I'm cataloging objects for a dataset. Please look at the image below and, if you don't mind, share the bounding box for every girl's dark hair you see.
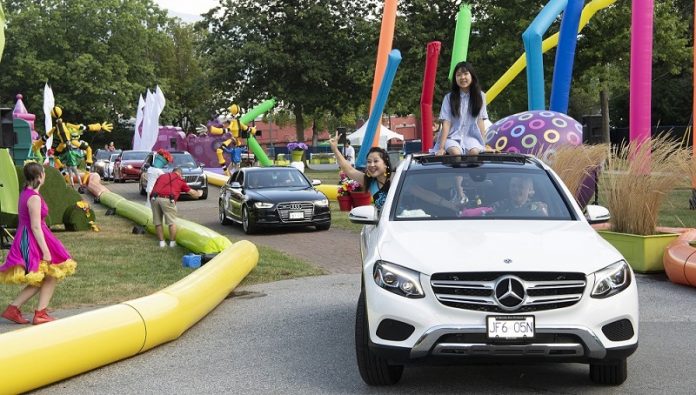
[449,61,483,119]
[23,162,44,189]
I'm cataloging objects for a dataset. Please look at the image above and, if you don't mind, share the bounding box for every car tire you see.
[200,187,208,200]
[589,358,627,385]
[219,202,232,225]
[242,205,257,234]
[355,289,403,386]
[315,222,331,231]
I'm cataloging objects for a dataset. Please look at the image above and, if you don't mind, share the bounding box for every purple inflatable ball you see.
[485,110,583,162]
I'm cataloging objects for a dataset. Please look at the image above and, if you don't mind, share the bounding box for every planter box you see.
[598,230,680,273]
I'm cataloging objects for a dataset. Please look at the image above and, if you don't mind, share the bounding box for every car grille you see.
[277,202,315,222]
[430,272,587,313]
[183,175,200,183]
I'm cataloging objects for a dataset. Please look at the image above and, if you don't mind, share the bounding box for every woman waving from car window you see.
[330,132,393,209]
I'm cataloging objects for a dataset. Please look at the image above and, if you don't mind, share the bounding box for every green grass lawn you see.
[0,204,323,309]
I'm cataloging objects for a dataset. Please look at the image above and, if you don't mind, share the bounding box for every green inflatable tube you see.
[240,98,276,125]
[99,191,231,254]
[247,135,272,167]
[448,4,472,81]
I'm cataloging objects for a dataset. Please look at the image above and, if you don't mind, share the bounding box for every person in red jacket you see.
[150,167,202,247]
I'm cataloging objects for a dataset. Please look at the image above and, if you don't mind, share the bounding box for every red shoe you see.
[1,305,30,324]
[32,308,56,325]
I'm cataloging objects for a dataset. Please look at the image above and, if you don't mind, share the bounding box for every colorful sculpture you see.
[485,110,583,161]
[33,106,113,170]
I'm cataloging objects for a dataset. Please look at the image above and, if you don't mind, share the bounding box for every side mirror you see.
[312,179,321,186]
[230,182,242,189]
[349,205,379,225]
[585,204,610,224]
[199,162,205,168]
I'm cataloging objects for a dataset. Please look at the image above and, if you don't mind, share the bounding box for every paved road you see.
[34,272,696,394]
[12,180,696,393]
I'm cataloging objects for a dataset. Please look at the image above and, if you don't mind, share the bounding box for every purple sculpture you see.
[486,110,583,161]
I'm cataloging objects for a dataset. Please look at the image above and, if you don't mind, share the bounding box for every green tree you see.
[201,0,378,142]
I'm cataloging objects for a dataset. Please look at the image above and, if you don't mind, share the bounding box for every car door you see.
[229,170,245,221]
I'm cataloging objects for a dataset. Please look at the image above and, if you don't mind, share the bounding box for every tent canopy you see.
[347,124,404,148]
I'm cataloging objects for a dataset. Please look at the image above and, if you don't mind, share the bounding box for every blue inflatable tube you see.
[356,49,402,168]
[550,0,583,113]
[522,0,568,111]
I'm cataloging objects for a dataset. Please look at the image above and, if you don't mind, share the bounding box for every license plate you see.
[486,316,535,339]
[289,211,304,220]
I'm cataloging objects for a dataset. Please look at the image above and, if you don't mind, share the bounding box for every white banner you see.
[43,83,55,162]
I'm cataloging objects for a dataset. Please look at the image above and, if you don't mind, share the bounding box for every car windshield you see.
[169,153,198,168]
[122,151,148,161]
[393,168,573,221]
[95,150,111,160]
[246,169,310,189]
[109,154,120,161]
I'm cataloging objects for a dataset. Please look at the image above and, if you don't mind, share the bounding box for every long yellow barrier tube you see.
[205,170,340,201]
[0,240,257,394]
[486,0,616,104]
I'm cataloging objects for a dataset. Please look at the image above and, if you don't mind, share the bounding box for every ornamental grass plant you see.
[542,144,609,206]
[599,134,692,235]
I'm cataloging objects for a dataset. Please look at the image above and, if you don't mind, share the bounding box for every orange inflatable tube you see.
[369,0,397,148]
[663,228,696,287]
[86,173,108,199]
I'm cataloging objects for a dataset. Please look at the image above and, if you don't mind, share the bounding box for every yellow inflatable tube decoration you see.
[0,240,258,394]
[205,171,340,201]
[486,0,616,104]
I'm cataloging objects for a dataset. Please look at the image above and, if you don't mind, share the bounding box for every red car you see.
[113,150,149,183]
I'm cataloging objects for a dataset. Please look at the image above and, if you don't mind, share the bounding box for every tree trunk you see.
[311,120,318,147]
[294,107,305,142]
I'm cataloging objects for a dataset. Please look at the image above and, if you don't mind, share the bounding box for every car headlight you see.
[373,261,424,298]
[126,164,133,169]
[314,199,329,207]
[591,260,632,298]
[254,202,274,209]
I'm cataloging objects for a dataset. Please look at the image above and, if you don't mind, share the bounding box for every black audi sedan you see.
[218,167,331,234]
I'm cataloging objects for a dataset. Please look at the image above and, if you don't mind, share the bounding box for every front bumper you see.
[251,205,331,227]
[364,270,639,364]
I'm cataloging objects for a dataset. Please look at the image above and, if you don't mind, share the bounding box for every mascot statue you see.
[213,104,256,175]
[33,106,113,189]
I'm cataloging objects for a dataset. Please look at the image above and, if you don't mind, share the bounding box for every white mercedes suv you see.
[350,153,638,386]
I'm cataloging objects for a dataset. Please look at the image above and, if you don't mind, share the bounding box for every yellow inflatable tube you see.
[0,240,258,394]
[205,170,340,201]
[486,0,616,104]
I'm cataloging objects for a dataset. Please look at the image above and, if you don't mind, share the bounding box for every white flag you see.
[43,83,55,163]
[140,90,158,152]
[132,94,145,150]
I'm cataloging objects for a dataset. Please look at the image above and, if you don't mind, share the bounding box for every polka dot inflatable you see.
[486,110,583,160]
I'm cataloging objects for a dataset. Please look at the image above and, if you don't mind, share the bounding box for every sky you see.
[153,0,217,17]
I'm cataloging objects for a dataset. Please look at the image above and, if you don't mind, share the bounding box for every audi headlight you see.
[591,260,632,298]
[314,199,329,207]
[373,261,424,298]
[254,202,274,209]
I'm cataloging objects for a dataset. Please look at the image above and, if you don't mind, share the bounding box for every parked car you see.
[139,150,208,199]
[351,153,638,386]
[92,149,121,180]
[113,150,149,183]
[218,166,330,234]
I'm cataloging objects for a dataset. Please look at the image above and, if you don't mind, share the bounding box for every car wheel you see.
[355,289,403,386]
[315,222,331,231]
[139,181,146,196]
[200,187,208,200]
[242,205,257,234]
[219,201,232,225]
[589,358,627,385]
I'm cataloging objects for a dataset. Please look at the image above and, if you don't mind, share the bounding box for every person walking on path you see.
[150,167,202,247]
[0,162,77,325]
